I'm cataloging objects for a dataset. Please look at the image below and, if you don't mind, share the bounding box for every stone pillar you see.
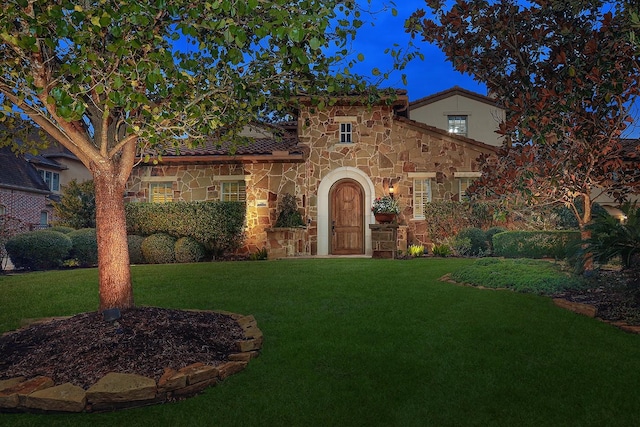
[369,224,398,259]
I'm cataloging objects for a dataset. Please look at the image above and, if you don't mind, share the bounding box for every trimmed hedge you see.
[48,226,75,234]
[68,228,98,267]
[126,201,245,256]
[493,230,581,259]
[5,230,72,270]
[127,235,146,264]
[175,236,207,263]
[141,233,177,264]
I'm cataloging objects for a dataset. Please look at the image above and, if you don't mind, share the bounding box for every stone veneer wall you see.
[125,162,306,254]
[297,103,495,252]
[124,104,495,255]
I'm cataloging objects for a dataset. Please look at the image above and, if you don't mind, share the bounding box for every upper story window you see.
[149,182,173,203]
[339,122,352,143]
[221,181,246,202]
[0,204,5,216]
[38,169,60,192]
[448,115,468,137]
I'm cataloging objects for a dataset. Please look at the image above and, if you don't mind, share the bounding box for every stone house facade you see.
[124,92,498,257]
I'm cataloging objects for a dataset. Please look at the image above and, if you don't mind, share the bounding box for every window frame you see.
[149,182,174,203]
[339,122,352,143]
[447,115,468,137]
[220,180,246,202]
[38,169,60,192]
[412,178,433,220]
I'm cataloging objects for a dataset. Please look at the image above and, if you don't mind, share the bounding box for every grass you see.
[1,258,640,426]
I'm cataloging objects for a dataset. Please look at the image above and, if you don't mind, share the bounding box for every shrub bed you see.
[126,201,245,256]
[5,230,72,270]
[68,228,98,267]
[127,235,146,264]
[493,230,581,259]
[141,233,177,264]
[175,236,207,263]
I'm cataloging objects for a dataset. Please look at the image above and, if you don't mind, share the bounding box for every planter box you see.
[266,227,309,258]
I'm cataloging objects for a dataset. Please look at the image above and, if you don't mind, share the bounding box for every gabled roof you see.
[0,146,51,194]
[409,86,500,111]
[394,116,499,154]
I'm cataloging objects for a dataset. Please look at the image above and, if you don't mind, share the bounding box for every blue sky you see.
[345,1,488,101]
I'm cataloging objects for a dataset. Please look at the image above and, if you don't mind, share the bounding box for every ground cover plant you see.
[450,258,587,294]
[1,259,640,426]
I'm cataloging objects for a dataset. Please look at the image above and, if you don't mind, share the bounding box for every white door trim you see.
[317,167,375,255]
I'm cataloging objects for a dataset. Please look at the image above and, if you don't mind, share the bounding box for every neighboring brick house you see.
[408,86,505,147]
[0,127,92,229]
[0,146,53,229]
[125,91,498,256]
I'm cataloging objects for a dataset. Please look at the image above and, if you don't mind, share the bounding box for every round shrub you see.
[48,226,75,234]
[174,236,207,263]
[456,227,489,256]
[141,233,176,264]
[68,228,98,267]
[127,235,146,264]
[5,230,72,270]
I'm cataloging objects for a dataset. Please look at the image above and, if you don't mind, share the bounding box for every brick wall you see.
[0,188,52,230]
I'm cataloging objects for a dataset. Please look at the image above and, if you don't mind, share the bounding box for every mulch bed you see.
[0,307,245,389]
[552,268,640,326]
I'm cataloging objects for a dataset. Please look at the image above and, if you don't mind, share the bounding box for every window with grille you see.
[221,181,246,202]
[149,182,173,203]
[448,115,468,137]
[339,122,352,143]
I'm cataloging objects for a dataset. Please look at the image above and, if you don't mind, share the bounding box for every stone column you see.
[369,224,398,259]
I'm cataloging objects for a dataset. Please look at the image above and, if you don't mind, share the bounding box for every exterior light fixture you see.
[389,184,395,199]
[102,308,121,322]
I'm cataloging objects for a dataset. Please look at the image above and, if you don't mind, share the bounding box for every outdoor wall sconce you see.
[389,184,395,199]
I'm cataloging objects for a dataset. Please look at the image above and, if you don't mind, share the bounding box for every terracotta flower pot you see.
[374,213,396,224]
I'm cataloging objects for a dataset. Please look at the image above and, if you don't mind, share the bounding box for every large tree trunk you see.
[94,169,134,311]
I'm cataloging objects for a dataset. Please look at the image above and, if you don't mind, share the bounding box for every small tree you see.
[275,193,305,228]
[53,180,96,229]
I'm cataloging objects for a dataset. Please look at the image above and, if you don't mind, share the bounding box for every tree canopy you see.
[407,0,640,230]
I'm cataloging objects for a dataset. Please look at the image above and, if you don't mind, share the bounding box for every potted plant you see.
[371,196,400,223]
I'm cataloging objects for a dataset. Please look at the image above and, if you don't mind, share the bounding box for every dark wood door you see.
[330,180,364,255]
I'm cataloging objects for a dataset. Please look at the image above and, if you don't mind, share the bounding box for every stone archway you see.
[317,167,375,256]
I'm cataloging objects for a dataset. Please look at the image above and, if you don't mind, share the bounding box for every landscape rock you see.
[86,372,156,404]
[24,382,86,412]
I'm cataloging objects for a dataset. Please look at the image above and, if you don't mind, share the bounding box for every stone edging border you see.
[0,310,263,414]
[440,274,640,335]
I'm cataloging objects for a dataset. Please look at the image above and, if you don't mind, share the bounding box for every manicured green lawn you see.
[1,258,639,426]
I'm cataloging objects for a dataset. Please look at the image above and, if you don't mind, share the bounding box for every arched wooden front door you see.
[330,179,364,255]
